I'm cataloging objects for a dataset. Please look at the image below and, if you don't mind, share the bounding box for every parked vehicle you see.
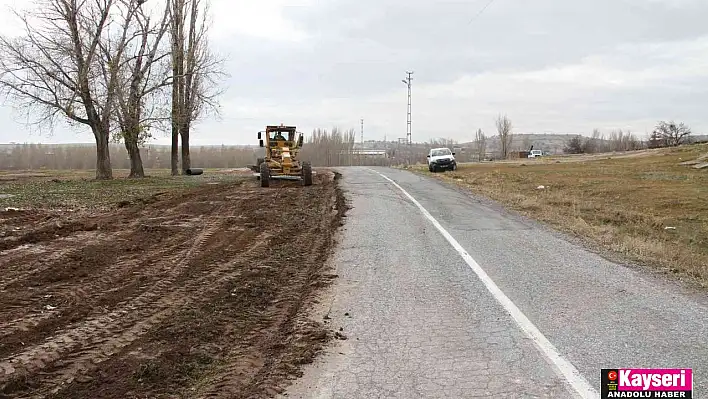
[427,147,457,172]
[527,149,543,158]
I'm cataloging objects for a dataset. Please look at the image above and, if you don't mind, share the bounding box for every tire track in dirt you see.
[30,230,275,397]
[0,220,99,253]
[0,226,188,349]
[0,205,143,290]
[0,239,183,349]
[0,200,239,388]
[0,235,93,290]
[0,174,346,399]
[0,192,236,340]
[192,173,344,399]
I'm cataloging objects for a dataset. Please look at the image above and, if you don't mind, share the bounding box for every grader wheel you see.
[302,162,313,186]
[260,162,270,187]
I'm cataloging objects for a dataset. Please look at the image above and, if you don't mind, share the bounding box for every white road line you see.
[368,168,599,399]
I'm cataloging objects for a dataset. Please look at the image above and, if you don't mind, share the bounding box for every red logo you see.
[608,371,618,381]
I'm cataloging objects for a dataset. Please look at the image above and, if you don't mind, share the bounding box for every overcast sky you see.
[1,0,707,145]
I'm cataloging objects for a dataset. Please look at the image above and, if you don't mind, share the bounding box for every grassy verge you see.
[408,144,708,286]
[0,168,250,210]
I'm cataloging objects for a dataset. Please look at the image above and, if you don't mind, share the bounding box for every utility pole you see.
[361,118,364,146]
[402,71,413,145]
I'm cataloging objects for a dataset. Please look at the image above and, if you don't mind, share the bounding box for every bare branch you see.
[495,114,513,159]
[0,0,124,179]
[653,120,691,147]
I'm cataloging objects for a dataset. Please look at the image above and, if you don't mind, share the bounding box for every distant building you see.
[345,149,388,157]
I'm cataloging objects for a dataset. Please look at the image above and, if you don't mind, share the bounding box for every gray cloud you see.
[1,0,707,145]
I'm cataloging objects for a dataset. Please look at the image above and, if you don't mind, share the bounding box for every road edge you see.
[397,166,708,299]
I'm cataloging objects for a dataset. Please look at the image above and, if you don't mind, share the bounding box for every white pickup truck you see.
[527,150,543,158]
[427,147,457,172]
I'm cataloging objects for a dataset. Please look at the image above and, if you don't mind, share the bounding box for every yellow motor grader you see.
[248,124,313,187]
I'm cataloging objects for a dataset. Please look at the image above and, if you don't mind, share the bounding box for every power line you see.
[468,0,498,24]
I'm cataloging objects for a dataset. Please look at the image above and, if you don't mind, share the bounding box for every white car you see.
[527,150,543,158]
[427,147,457,172]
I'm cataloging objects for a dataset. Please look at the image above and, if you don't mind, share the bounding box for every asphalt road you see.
[283,166,708,399]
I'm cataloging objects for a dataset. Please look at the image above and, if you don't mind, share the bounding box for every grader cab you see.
[248,124,313,187]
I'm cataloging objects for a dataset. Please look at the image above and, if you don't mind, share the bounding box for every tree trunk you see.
[180,123,191,173]
[170,71,180,175]
[170,0,184,176]
[124,135,145,178]
[170,129,179,175]
[170,72,180,175]
[93,127,113,180]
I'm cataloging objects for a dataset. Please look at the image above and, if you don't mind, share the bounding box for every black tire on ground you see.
[260,162,270,187]
[302,161,313,186]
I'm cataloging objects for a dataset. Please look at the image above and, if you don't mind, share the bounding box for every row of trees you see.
[564,129,642,154]
[0,127,399,170]
[468,115,696,159]
[564,121,693,154]
[0,143,257,170]
[0,0,224,179]
[299,127,357,166]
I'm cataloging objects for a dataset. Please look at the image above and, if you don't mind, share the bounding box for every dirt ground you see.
[0,171,347,398]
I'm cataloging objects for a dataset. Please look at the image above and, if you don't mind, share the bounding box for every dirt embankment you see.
[0,171,347,398]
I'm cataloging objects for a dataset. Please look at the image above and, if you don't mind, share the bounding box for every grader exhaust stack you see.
[248,124,313,187]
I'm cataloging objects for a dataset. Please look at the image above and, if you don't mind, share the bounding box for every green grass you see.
[0,168,250,210]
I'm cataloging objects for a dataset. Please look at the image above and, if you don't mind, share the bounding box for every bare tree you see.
[0,0,122,179]
[106,0,172,178]
[169,0,225,175]
[608,129,642,152]
[624,130,642,151]
[564,136,584,154]
[495,114,513,159]
[169,0,184,175]
[474,128,486,161]
[653,121,691,147]
[428,137,457,147]
[582,128,602,153]
[647,129,665,149]
[300,127,356,166]
[520,135,532,151]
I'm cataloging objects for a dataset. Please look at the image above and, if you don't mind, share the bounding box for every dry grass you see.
[410,144,708,286]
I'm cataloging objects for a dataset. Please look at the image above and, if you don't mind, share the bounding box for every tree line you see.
[0,143,258,170]
[0,0,224,179]
[0,127,399,170]
[564,121,694,154]
[468,116,700,159]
